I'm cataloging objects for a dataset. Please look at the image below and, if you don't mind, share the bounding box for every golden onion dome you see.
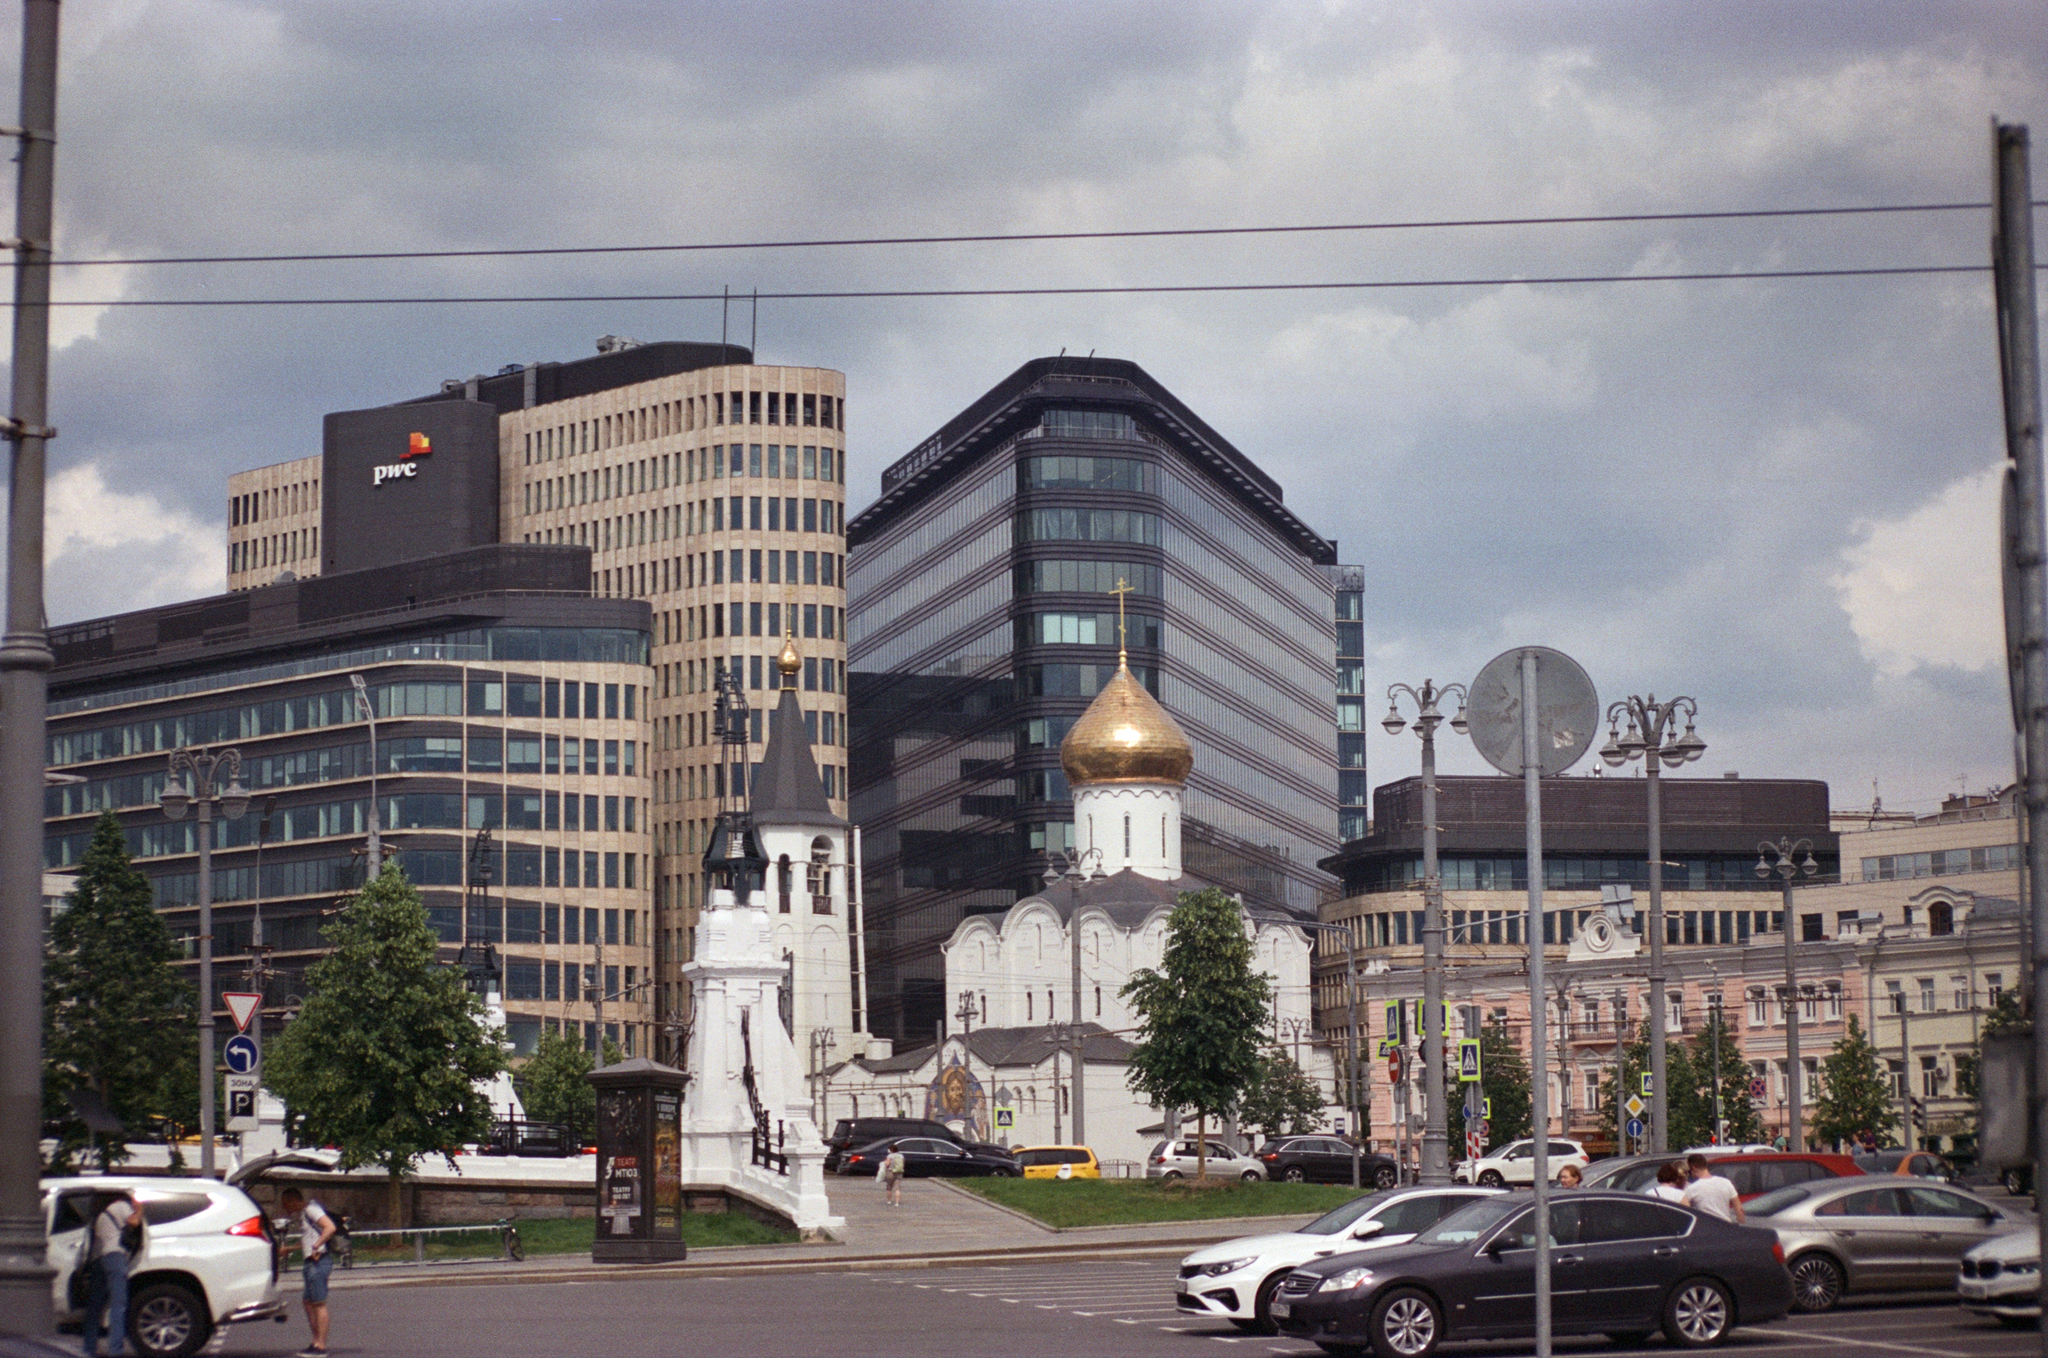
[1059,661,1193,786]
[777,634,803,681]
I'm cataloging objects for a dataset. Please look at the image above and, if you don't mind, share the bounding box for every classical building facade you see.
[847,356,1340,1042]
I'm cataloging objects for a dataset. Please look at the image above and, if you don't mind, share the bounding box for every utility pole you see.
[1613,991,1628,1154]
[1897,991,1915,1151]
[1708,978,1724,1145]
[0,0,61,1330]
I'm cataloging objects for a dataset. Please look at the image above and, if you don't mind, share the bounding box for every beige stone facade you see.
[226,454,321,591]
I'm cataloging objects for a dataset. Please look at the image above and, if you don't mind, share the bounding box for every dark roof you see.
[1026,869,1313,931]
[751,685,846,828]
[853,1022,1136,1075]
[399,340,753,414]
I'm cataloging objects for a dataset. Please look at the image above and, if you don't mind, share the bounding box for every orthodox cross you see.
[1109,577,1134,659]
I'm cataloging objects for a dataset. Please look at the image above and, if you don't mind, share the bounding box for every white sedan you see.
[1174,1185,1500,1333]
[1959,1229,2041,1326]
[1452,1138,1589,1186]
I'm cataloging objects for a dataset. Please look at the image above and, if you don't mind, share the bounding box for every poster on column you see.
[599,1088,646,1237]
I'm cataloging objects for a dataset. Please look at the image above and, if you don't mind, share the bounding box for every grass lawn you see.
[341,1211,795,1264]
[955,1177,1361,1229]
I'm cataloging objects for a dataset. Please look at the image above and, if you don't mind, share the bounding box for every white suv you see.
[1176,1185,1501,1332]
[1145,1138,1266,1181]
[44,1176,286,1358]
[1452,1138,1589,1187]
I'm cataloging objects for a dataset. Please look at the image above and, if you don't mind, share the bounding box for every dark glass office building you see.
[848,357,1340,1040]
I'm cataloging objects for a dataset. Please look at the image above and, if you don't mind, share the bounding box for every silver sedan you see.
[1749,1176,2025,1312]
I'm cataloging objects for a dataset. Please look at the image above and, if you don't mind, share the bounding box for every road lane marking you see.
[1750,1328,1968,1357]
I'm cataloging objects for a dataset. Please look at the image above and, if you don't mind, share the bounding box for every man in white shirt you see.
[281,1187,337,1358]
[1680,1153,1745,1223]
[83,1190,141,1358]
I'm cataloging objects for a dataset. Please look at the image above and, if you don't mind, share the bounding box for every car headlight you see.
[1198,1257,1256,1277]
[1319,1267,1376,1293]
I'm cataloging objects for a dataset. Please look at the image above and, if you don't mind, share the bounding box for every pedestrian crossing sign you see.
[1457,1038,1482,1083]
[994,1108,1014,1129]
[1640,1071,1653,1096]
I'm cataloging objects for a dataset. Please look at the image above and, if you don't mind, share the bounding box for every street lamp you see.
[159,746,250,1178]
[1045,848,1103,1148]
[1707,963,1724,1146]
[348,674,383,878]
[1756,836,1819,1152]
[1303,919,1367,1187]
[1381,679,1469,1186]
[1600,694,1705,1152]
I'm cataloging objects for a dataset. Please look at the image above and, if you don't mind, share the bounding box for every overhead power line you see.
[23,263,2006,308]
[42,201,2028,269]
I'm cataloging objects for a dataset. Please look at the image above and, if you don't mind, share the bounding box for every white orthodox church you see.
[825,647,1332,1168]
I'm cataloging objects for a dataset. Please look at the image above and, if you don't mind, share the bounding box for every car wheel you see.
[128,1281,209,1358]
[1241,1169,1261,1182]
[1368,1286,1442,1358]
[1162,1170,1183,1181]
[1788,1253,1844,1314]
[1230,1318,1262,1332]
[1284,1165,1308,1183]
[1477,1169,1505,1187]
[1252,1272,1287,1334]
[1662,1276,1732,1348]
[1372,1163,1399,1190]
[989,1167,1014,1177]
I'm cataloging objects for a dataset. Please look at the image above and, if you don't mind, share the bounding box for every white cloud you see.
[1832,459,2004,678]
[42,462,221,623]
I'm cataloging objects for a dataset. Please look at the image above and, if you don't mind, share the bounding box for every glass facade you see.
[849,366,1340,1042]
[1331,565,1367,842]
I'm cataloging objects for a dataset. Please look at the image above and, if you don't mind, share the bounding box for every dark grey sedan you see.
[1751,1177,2022,1312]
[1271,1190,1792,1354]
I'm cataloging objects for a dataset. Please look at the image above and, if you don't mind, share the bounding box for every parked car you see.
[824,1117,960,1172]
[1012,1145,1100,1179]
[1855,1149,1961,1183]
[44,1175,286,1358]
[1256,1135,1398,1188]
[1750,1176,2023,1312]
[2002,1163,2035,1196]
[834,1136,1018,1178]
[1146,1138,1266,1181]
[1581,1150,1863,1200]
[1271,1189,1793,1352]
[1175,1185,1500,1333]
[1452,1138,1588,1187]
[1959,1229,2042,1326]
[483,1118,579,1157]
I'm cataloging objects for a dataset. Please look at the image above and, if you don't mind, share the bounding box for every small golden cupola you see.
[777,631,803,687]
[1059,659,1193,786]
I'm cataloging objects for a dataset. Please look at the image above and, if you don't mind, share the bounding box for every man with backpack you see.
[83,1189,143,1358]
[280,1187,338,1358]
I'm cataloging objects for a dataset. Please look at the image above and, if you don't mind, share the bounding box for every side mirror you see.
[1351,1219,1386,1241]
[1483,1237,1506,1258]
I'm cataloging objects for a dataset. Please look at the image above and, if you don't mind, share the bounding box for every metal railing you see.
[289,1219,524,1268]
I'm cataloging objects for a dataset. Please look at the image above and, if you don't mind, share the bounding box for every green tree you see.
[1448,1022,1531,1155]
[1675,1016,1765,1147]
[1239,1044,1327,1139]
[1596,1023,1707,1149]
[515,1026,622,1144]
[42,812,197,1170]
[266,863,505,1224]
[1810,1014,1897,1150]
[1122,888,1272,1178]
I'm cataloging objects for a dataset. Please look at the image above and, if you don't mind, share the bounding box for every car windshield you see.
[1746,1186,1814,1217]
[1583,1159,1663,1192]
[1298,1191,1391,1236]
[1414,1196,1521,1246]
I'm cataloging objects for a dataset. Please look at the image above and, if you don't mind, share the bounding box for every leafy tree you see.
[1810,1014,1897,1150]
[1449,1022,1531,1154]
[515,1026,622,1144]
[1675,1016,1765,1147]
[266,863,505,1224]
[42,813,197,1170]
[1122,888,1272,1178]
[1239,1045,1327,1139]
[1596,1023,1716,1150]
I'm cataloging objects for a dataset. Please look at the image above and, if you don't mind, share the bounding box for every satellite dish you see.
[1465,646,1599,777]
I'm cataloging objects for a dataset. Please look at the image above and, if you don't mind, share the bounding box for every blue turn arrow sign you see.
[223,1034,259,1075]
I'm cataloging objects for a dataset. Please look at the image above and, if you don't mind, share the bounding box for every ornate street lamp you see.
[160,746,250,1178]
[1599,694,1704,1153]
[1381,679,1469,1185]
[1044,848,1103,1147]
[1757,836,1819,1152]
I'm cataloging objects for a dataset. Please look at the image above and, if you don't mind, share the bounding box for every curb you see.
[925,1179,1312,1237]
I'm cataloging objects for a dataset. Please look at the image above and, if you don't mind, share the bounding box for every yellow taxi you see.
[1012,1145,1100,1179]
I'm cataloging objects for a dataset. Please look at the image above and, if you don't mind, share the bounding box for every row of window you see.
[1018,454,1155,494]
[656,703,840,755]
[1015,558,1161,598]
[684,494,842,536]
[1017,610,1162,649]
[1351,854,1790,895]
[682,548,843,591]
[148,843,651,907]
[677,602,845,657]
[230,527,316,578]
[520,393,843,468]
[1332,905,1790,953]
[1015,508,1161,547]
[662,758,843,804]
[687,441,842,481]
[1039,409,1138,442]
[229,477,318,527]
[1860,843,2020,881]
[1018,662,1158,699]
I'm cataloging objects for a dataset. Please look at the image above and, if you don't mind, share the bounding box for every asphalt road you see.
[205,1257,2042,1358]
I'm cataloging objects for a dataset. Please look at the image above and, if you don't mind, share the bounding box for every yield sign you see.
[223,992,262,1033]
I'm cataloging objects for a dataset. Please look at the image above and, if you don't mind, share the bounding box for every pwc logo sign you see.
[373,432,432,486]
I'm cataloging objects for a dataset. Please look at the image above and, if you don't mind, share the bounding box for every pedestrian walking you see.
[1555,1164,1581,1188]
[281,1187,337,1357]
[83,1189,142,1358]
[1679,1153,1745,1223]
[881,1143,907,1207]
[1648,1161,1687,1202]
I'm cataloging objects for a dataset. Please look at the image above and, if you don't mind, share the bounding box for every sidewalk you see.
[327,1177,1316,1290]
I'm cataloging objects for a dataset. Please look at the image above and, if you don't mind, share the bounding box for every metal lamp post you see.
[1304,919,1366,1187]
[1756,836,1818,1152]
[349,673,383,878]
[1045,848,1103,1148]
[159,747,250,1178]
[1381,679,1469,1186]
[1707,966,1725,1146]
[1599,695,1705,1153]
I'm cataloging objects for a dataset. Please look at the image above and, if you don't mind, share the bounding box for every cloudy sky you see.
[6,0,2045,815]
